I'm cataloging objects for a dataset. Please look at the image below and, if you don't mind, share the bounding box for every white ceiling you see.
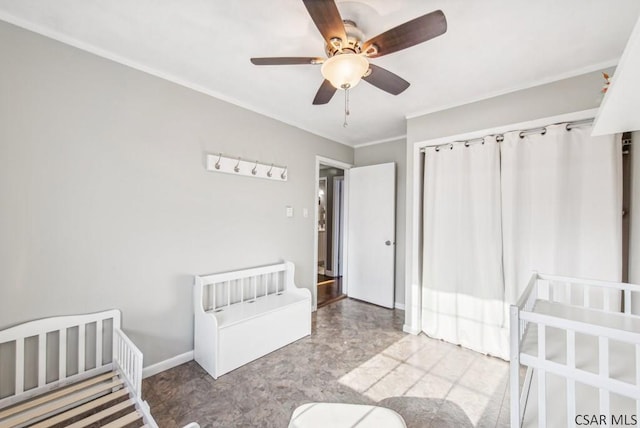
[1,1,639,146]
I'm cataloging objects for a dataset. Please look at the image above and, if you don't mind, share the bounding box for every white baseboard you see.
[142,350,194,379]
[394,302,405,310]
[403,324,421,335]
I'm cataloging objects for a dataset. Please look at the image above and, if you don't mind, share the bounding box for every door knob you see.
[385,240,392,246]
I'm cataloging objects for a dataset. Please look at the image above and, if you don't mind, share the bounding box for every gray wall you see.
[407,68,614,143]
[630,131,640,285]
[403,68,614,331]
[0,21,353,366]
[354,138,406,307]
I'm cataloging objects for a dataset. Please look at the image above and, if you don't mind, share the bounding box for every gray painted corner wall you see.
[407,68,614,143]
[0,21,353,366]
[354,138,406,306]
[403,68,616,332]
[630,131,640,285]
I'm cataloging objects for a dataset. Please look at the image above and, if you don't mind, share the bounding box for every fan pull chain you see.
[343,87,350,127]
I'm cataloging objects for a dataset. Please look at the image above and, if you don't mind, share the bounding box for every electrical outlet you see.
[286,206,294,217]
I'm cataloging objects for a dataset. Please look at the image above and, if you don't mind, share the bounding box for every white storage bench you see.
[194,261,311,379]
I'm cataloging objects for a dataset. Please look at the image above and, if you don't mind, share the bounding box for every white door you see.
[347,162,395,308]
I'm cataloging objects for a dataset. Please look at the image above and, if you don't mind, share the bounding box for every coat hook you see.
[267,164,274,178]
[251,161,258,176]
[215,153,222,170]
[280,167,287,180]
[234,157,241,173]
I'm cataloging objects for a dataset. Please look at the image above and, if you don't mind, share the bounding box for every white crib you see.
[194,261,311,379]
[510,273,640,427]
[0,310,198,427]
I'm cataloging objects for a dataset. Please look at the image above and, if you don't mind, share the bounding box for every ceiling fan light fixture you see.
[321,54,369,90]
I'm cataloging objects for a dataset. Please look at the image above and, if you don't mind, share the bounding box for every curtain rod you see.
[419,118,595,153]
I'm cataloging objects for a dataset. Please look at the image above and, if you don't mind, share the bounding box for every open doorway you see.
[317,163,347,308]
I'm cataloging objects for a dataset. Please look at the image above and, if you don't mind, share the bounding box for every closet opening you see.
[316,163,347,308]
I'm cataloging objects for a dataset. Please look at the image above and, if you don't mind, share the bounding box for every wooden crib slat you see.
[16,338,24,394]
[64,396,134,428]
[78,324,86,373]
[128,343,132,381]
[226,281,231,307]
[538,280,549,301]
[566,329,576,427]
[267,273,272,296]
[252,276,257,300]
[130,348,135,386]
[126,346,131,381]
[509,306,521,428]
[636,344,640,418]
[30,388,129,428]
[0,372,116,420]
[538,324,546,428]
[599,336,610,416]
[210,283,218,311]
[59,328,67,380]
[584,285,590,308]
[120,339,126,377]
[604,290,611,311]
[625,289,631,314]
[123,344,128,380]
[101,409,141,428]
[96,321,103,368]
[38,333,47,387]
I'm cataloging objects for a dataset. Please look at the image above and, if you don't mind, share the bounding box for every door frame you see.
[330,175,345,278]
[313,156,352,311]
[317,176,328,275]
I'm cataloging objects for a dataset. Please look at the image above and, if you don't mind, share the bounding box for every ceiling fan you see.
[250,0,447,106]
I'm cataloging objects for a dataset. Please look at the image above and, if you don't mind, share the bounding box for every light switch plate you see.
[303,208,309,218]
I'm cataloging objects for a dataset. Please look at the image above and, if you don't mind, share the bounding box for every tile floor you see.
[143,298,510,427]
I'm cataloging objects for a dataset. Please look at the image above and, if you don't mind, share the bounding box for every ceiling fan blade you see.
[363,10,447,58]
[313,79,337,105]
[251,57,324,65]
[302,0,347,46]
[362,64,410,95]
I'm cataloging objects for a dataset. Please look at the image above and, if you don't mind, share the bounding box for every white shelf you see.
[593,15,640,136]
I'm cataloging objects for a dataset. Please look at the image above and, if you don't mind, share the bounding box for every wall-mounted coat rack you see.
[205,153,288,182]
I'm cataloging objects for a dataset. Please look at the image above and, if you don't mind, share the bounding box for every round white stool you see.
[288,403,407,428]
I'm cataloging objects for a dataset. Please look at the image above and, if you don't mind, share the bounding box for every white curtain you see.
[501,124,623,307]
[421,124,622,359]
[422,137,509,359]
